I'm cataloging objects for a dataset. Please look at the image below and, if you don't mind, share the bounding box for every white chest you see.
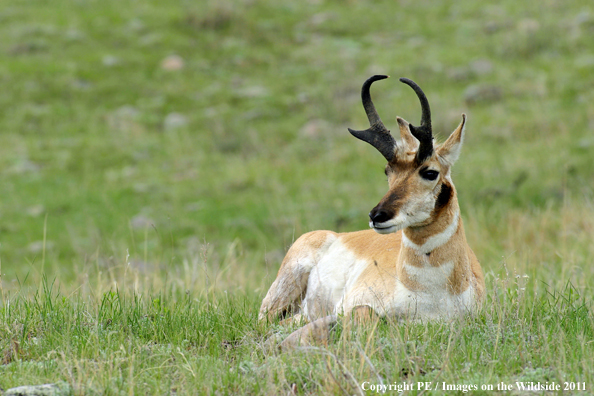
[390,261,475,319]
[300,241,475,321]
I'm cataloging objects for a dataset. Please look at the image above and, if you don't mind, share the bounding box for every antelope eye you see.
[421,169,439,181]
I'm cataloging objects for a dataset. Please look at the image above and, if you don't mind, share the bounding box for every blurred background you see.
[0,0,593,295]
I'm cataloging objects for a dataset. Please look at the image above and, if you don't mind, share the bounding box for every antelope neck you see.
[402,209,460,255]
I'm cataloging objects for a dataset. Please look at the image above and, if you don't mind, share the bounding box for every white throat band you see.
[402,211,460,254]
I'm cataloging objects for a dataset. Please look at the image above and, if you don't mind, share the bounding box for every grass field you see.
[1,0,593,394]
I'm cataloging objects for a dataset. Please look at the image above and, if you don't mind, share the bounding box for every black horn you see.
[348,75,396,162]
[399,78,433,163]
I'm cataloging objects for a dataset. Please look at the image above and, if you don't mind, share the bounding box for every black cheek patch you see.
[435,183,452,210]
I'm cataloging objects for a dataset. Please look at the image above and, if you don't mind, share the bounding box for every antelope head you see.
[348,75,466,234]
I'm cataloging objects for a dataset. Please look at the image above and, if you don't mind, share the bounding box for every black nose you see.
[369,208,392,224]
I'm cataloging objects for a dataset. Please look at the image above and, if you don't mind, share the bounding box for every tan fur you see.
[259,230,336,321]
[259,98,485,349]
[469,248,486,300]
[403,192,458,245]
[278,314,337,350]
[350,305,378,323]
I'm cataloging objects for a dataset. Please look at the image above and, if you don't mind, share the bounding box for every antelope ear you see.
[437,114,466,166]
[396,117,420,152]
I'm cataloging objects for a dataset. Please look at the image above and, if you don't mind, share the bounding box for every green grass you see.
[1,0,594,394]
[1,275,592,394]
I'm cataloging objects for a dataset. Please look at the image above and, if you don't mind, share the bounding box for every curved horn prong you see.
[399,77,433,163]
[348,75,396,162]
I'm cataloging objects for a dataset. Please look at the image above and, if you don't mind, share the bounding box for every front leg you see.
[279,314,338,350]
[278,306,379,350]
[350,305,378,324]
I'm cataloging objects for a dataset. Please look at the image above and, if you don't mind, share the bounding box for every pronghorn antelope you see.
[259,75,485,349]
